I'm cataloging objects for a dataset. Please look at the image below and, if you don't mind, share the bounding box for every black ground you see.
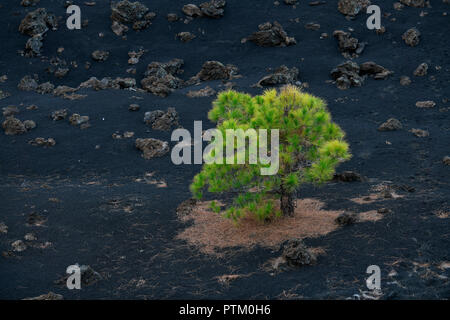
[0,0,449,299]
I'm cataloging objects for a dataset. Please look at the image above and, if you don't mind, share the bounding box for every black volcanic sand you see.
[0,1,449,299]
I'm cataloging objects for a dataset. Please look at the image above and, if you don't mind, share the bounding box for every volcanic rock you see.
[177,32,196,42]
[333,30,366,58]
[330,61,363,89]
[2,117,27,135]
[182,4,202,17]
[19,8,57,36]
[443,156,450,166]
[256,65,299,87]
[69,113,89,126]
[282,239,317,266]
[359,61,393,79]
[141,59,185,96]
[400,76,411,86]
[2,106,19,117]
[335,212,358,225]
[135,138,170,159]
[409,128,429,137]
[195,60,238,81]
[186,86,216,97]
[378,118,402,131]
[29,137,56,147]
[18,75,39,91]
[199,0,226,18]
[36,81,55,94]
[245,21,296,47]
[12,240,27,252]
[25,34,43,57]
[91,50,109,62]
[337,0,371,16]
[144,107,179,131]
[400,0,425,7]
[23,292,63,300]
[416,100,435,108]
[402,28,420,46]
[413,63,428,76]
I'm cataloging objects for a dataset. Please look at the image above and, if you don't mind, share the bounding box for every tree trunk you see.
[280,191,295,216]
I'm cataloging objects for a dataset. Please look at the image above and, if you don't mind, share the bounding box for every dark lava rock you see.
[177,31,196,42]
[182,4,203,17]
[359,61,393,79]
[186,86,216,97]
[2,106,19,117]
[378,118,402,131]
[91,50,109,62]
[256,65,299,87]
[416,100,435,108]
[0,222,8,234]
[18,8,57,36]
[413,63,428,76]
[69,113,89,126]
[199,0,226,18]
[2,117,28,135]
[129,103,140,111]
[333,171,363,182]
[333,30,366,58]
[144,107,179,131]
[79,77,136,90]
[28,137,56,147]
[400,0,425,7]
[23,120,36,131]
[176,198,198,217]
[282,239,317,266]
[400,76,411,86]
[18,75,39,91]
[337,0,371,16]
[167,13,179,22]
[402,28,421,47]
[335,212,358,225]
[443,156,450,166]
[330,61,363,89]
[246,21,296,47]
[0,90,10,100]
[23,292,63,300]
[195,60,238,81]
[135,138,170,159]
[21,0,40,6]
[36,81,55,94]
[111,0,149,23]
[141,59,185,97]
[25,34,43,57]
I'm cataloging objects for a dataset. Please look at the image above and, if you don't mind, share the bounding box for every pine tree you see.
[190,85,351,221]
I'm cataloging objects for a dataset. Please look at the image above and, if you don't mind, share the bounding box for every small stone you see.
[0,222,8,234]
[416,100,435,108]
[28,137,56,147]
[400,76,411,86]
[413,63,428,76]
[335,212,358,225]
[12,240,27,252]
[135,138,170,159]
[338,0,371,16]
[129,104,140,111]
[51,109,68,121]
[23,120,36,130]
[409,128,429,137]
[177,31,196,42]
[402,28,420,46]
[69,113,89,126]
[91,50,109,62]
[167,13,178,22]
[186,86,216,98]
[24,233,37,241]
[282,239,317,266]
[2,117,27,135]
[378,118,402,131]
[2,106,19,117]
[443,156,450,166]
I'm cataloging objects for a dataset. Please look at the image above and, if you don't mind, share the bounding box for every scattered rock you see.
[129,103,140,111]
[333,171,363,182]
[135,138,170,159]
[51,109,68,121]
[36,81,55,94]
[413,63,428,76]
[12,240,27,252]
[128,49,145,64]
[144,107,179,131]
[167,13,179,21]
[378,118,402,131]
[330,61,363,89]
[111,0,155,32]
[21,0,40,6]
[2,117,27,135]
[410,128,429,137]
[141,59,185,97]
[25,34,43,57]
[443,156,450,166]
[186,86,216,97]
[400,76,411,86]
[23,292,63,300]
[359,61,393,79]
[69,113,90,127]
[29,137,56,147]
[338,0,371,16]
[18,75,39,91]
[416,100,435,108]
[402,28,420,46]
[333,30,366,58]
[335,212,358,225]
[195,60,238,81]
[177,31,196,42]
[0,90,11,100]
[199,0,226,18]
[27,212,46,226]
[91,50,109,62]
[2,106,20,117]
[23,120,36,131]
[245,21,296,47]
[24,233,37,241]
[19,8,57,36]
[282,239,317,266]
[256,65,299,87]
[182,4,202,17]
[0,222,7,234]
[400,0,425,7]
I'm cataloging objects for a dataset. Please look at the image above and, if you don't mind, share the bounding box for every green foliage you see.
[191,85,351,222]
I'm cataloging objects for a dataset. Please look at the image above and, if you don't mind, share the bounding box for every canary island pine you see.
[190,85,351,221]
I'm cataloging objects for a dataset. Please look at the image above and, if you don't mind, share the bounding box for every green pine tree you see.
[190,85,351,221]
